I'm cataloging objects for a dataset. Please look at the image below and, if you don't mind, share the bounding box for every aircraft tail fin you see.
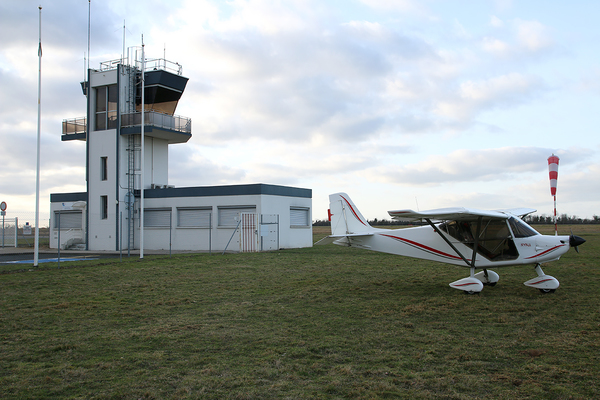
[328,193,374,236]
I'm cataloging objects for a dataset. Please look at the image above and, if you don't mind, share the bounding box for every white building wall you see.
[260,195,312,249]
[145,137,169,188]
[87,69,119,251]
[130,193,312,252]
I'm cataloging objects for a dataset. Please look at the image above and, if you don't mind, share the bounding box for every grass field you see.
[1,225,598,399]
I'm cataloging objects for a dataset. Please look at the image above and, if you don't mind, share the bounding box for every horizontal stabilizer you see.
[315,233,374,246]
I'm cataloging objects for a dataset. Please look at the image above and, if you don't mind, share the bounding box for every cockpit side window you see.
[508,217,538,238]
[439,218,519,261]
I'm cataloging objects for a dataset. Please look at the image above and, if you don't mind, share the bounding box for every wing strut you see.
[470,217,482,269]
[424,216,483,269]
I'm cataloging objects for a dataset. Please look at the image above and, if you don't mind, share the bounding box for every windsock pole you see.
[548,154,559,236]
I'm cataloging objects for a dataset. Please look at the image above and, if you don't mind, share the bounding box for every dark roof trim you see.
[50,192,88,202]
[61,132,87,141]
[139,183,312,199]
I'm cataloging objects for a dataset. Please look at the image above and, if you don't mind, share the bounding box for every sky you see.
[1,0,599,226]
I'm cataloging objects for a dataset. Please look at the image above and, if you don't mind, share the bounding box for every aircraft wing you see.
[494,208,537,218]
[388,207,509,222]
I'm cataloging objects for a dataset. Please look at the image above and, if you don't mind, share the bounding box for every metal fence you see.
[1,212,50,248]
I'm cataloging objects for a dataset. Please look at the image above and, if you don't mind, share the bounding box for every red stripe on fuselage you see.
[380,234,464,261]
[525,245,565,260]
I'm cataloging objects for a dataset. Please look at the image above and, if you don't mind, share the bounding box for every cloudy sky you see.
[1,0,599,225]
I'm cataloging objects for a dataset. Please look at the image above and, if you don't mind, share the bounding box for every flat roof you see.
[51,184,311,203]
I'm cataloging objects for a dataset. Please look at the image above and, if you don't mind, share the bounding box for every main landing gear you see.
[450,264,560,294]
[523,264,559,293]
[449,268,499,294]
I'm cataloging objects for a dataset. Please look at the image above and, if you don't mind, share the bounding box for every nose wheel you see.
[523,264,559,293]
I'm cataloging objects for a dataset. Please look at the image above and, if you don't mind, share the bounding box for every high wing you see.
[495,208,537,218]
[388,207,509,221]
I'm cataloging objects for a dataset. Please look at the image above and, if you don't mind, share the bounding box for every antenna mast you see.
[87,0,91,72]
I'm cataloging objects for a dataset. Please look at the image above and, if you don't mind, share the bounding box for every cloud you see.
[514,18,554,52]
[1,0,598,222]
[435,73,544,122]
[368,147,593,186]
[481,18,555,58]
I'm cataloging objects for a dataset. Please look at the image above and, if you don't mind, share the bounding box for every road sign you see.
[0,201,6,211]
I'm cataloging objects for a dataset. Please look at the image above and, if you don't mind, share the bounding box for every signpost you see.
[1,201,6,247]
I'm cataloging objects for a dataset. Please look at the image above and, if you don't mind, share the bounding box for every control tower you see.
[60,49,191,251]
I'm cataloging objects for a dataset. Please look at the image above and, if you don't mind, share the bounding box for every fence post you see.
[57,211,61,269]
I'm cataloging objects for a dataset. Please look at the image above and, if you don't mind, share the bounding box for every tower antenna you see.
[87,0,91,72]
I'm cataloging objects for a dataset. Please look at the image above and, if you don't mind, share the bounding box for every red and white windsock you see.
[547,154,559,235]
[548,154,559,196]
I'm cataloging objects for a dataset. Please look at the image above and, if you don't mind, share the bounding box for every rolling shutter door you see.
[144,209,171,227]
[177,208,211,228]
[290,207,309,227]
[54,211,83,229]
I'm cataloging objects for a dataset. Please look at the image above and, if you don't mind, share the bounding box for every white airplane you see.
[316,193,585,294]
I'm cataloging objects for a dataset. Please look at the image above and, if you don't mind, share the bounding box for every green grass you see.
[1,226,599,399]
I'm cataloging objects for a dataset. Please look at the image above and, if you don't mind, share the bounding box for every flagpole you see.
[34,6,42,267]
[140,36,145,259]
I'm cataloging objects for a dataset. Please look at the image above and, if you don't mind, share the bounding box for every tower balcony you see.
[120,111,192,144]
[62,111,192,144]
[62,117,87,141]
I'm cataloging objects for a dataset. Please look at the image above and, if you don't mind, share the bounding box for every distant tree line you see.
[524,214,600,225]
[314,214,600,226]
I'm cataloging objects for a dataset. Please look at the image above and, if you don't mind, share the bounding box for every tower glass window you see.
[100,195,108,220]
[100,157,108,181]
[95,85,118,131]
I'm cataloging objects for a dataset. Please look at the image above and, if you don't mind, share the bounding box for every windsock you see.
[548,154,559,196]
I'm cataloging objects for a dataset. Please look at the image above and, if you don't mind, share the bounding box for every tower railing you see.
[121,111,191,134]
[62,117,87,136]
[99,56,183,76]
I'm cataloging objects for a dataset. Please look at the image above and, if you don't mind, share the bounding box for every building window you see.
[100,196,108,220]
[177,207,212,228]
[100,157,108,181]
[290,207,310,227]
[218,206,256,227]
[94,85,118,131]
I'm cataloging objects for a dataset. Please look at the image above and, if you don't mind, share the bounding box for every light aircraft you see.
[316,193,585,294]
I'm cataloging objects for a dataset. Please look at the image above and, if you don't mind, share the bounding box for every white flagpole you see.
[34,6,42,267]
[140,36,145,259]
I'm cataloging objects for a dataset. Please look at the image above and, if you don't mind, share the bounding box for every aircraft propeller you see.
[569,230,586,253]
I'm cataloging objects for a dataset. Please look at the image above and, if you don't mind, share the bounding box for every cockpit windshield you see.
[507,217,538,238]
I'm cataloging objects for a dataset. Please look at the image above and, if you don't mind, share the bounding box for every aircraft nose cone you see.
[570,235,586,248]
